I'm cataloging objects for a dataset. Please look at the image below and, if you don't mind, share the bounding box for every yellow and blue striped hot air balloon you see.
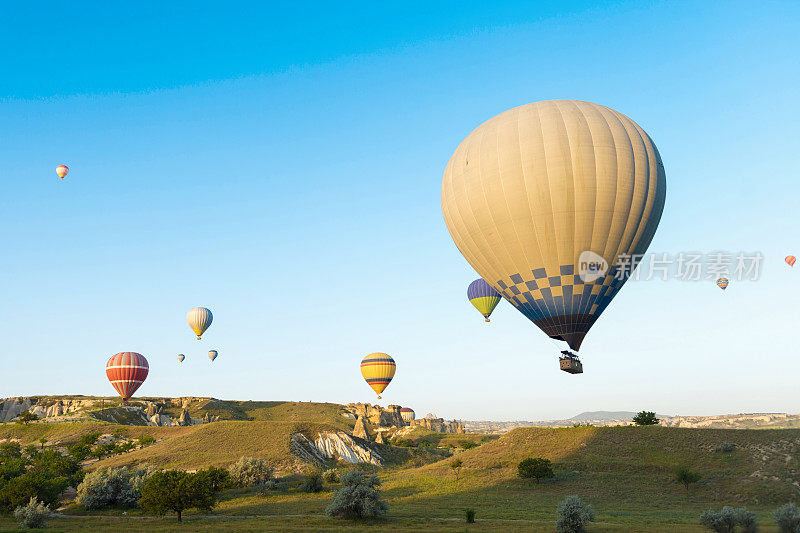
[716,278,729,291]
[468,278,502,322]
[360,353,396,399]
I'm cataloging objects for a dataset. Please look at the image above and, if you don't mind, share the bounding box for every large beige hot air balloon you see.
[187,307,213,340]
[442,100,666,369]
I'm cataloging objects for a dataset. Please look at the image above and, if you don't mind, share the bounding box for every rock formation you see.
[290,432,383,466]
[410,417,464,434]
[353,415,370,440]
[344,403,405,428]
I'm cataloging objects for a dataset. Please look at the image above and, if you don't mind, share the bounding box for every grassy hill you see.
[2,404,800,531]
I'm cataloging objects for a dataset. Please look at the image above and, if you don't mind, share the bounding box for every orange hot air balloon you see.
[105,352,149,402]
[786,256,796,267]
[56,165,69,180]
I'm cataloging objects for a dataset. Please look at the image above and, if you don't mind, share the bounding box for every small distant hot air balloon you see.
[786,256,796,267]
[468,278,502,322]
[208,350,218,362]
[56,165,69,180]
[716,278,729,291]
[360,353,396,399]
[187,307,213,339]
[400,407,415,423]
[177,354,185,363]
[105,352,149,402]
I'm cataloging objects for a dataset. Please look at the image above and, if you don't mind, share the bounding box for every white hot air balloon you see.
[442,100,666,372]
[187,307,213,339]
[208,350,218,362]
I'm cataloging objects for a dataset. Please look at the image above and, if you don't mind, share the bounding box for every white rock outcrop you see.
[291,432,382,466]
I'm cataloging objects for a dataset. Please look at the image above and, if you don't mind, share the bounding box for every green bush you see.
[450,458,463,480]
[16,412,39,425]
[79,433,101,447]
[459,440,478,450]
[227,457,274,487]
[518,457,554,483]
[676,467,702,490]
[198,467,231,493]
[465,508,475,523]
[0,470,68,512]
[632,411,659,425]
[75,466,153,509]
[325,471,388,520]
[137,435,156,447]
[301,471,324,493]
[715,442,736,453]
[322,469,340,483]
[257,479,289,493]
[13,497,51,529]
[774,503,800,533]
[139,470,219,522]
[556,495,595,533]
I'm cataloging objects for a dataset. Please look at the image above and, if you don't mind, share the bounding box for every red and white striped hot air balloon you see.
[105,352,149,402]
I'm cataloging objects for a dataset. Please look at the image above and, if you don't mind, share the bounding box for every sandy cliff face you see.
[291,432,382,466]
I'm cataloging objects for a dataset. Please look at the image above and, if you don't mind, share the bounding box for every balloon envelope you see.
[106,352,149,401]
[468,278,502,321]
[187,307,213,339]
[786,256,796,267]
[442,100,666,351]
[400,407,415,422]
[208,350,218,362]
[177,354,185,363]
[56,165,69,179]
[360,353,396,398]
[716,278,729,290]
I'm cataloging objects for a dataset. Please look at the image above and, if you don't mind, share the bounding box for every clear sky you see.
[2,1,799,421]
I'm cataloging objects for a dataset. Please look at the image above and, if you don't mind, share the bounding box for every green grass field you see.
[1,403,799,531]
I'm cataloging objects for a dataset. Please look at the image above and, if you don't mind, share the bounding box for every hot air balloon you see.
[468,278,502,322]
[56,165,69,180]
[360,353,395,399]
[208,350,218,362]
[786,256,796,267]
[105,352,149,402]
[187,307,213,339]
[400,407,415,423]
[177,354,185,363]
[442,100,666,373]
[716,278,729,291]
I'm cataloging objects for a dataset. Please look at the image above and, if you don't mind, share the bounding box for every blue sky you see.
[2,1,799,420]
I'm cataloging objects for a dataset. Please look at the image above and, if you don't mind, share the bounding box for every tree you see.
[556,495,595,533]
[138,470,218,522]
[675,467,701,491]
[518,458,554,484]
[633,411,659,426]
[38,439,47,450]
[0,470,68,512]
[450,458,463,480]
[325,471,388,520]
[16,412,39,425]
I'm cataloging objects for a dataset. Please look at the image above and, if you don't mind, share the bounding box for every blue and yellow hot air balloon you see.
[716,278,729,291]
[468,278,502,322]
[360,353,396,399]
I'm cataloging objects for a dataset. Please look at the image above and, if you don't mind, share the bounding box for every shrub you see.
[0,442,23,460]
[16,412,39,425]
[700,506,758,533]
[228,457,274,487]
[13,497,51,529]
[774,503,800,533]
[715,442,736,453]
[257,479,288,493]
[139,470,219,522]
[451,458,463,480]
[676,467,702,490]
[556,495,595,533]
[0,470,68,512]
[66,443,91,462]
[322,469,340,483]
[460,440,478,450]
[632,411,659,425]
[75,466,153,509]
[301,471,324,493]
[326,471,388,520]
[198,467,231,493]
[465,508,476,523]
[518,457,554,483]
[79,433,101,447]
[137,435,156,447]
